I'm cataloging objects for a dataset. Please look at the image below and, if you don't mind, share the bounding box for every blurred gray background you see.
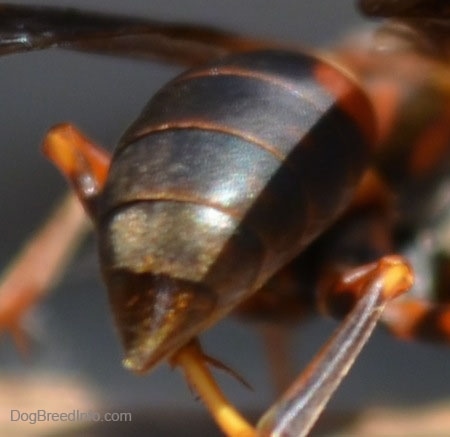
[1,1,450,436]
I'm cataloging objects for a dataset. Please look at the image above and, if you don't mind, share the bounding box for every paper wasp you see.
[0,0,449,435]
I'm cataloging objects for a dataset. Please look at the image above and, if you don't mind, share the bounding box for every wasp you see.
[0,1,449,435]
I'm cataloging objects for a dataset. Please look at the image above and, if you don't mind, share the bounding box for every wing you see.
[359,0,450,18]
[0,3,274,66]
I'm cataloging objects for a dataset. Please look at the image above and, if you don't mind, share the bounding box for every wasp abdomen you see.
[98,50,374,371]
[103,50,373,282]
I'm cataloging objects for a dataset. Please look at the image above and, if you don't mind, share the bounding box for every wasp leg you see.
[381,300,450,342]
[0,193,87,354]
[42,123,111,216]
[171,340,256,437]
[260,325,296,395]
[172,257,412,437]
[0,4,274,65]
[256,255,413,437]
[381,251,450,342]
[0,124,111,355]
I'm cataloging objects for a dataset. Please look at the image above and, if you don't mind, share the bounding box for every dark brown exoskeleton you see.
[0,1,448,436]
[241,0,450,337]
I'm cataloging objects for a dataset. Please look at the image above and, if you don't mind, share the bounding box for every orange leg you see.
[260,325,296,395]
[0,193,87,353]
[382,300,450,342]
[0,124,111,353]
[314,255,450,341]
[172,341,256,437]
[380,251,450,342]
[42,123,111,213]
[316,256,413,318]
[171,256,413,437]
